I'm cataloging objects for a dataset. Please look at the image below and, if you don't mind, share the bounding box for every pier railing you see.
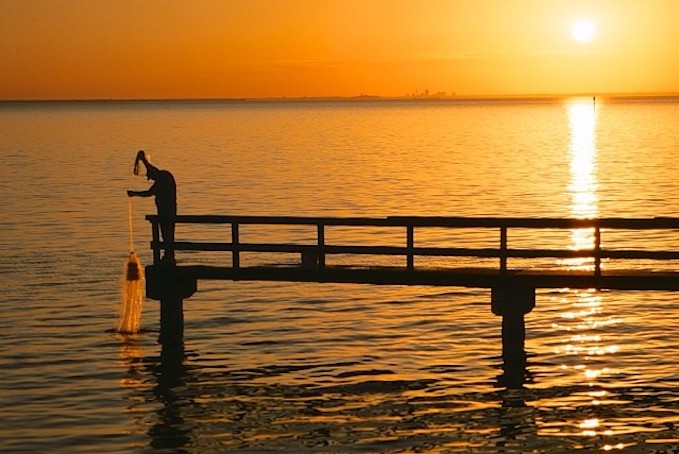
[147,215,679,276]
[145,215,679,344]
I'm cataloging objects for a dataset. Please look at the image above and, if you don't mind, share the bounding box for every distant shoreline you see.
[2,92,678,104]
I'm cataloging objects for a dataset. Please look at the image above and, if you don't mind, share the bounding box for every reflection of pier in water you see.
[144,213,679,391]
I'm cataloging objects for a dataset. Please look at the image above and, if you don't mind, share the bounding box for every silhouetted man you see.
[128,150,177,262]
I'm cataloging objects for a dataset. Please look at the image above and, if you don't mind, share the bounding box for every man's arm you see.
[134,150,151,176]
[127,189,153,197]
[128,180,158,198]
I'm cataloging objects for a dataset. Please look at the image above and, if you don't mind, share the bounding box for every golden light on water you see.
[547,101,624,443]
[117,339,145,390]
[568,100,598,213]
[554,289,621,382]
[579,417,600,429]
[563,98,599,269]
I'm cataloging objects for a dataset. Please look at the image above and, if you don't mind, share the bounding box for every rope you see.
[128,172,137,253]
[128,197,135,253]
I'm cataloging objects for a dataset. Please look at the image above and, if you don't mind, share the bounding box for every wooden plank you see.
[601,250,679,260]
[148,214,679,229]
[169,241,679,261]
[165,264,679,291]
[149,214,396,226]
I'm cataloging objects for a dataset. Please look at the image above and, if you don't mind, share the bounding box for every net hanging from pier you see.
[117,194,144,333]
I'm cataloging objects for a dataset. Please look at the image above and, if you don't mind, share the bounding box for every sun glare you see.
[572,19,596,43]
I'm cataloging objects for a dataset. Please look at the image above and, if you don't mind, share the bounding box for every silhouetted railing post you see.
[500,226,508,274]
[317,223,325,269]
[407,225,415,271]
[231,221,240,270]
[594,224,602,277]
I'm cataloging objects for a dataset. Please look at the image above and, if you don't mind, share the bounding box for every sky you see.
[1,0,678,100]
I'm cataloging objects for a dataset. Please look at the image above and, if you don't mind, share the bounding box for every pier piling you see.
[491,282,535,385]
[146,264,197,345]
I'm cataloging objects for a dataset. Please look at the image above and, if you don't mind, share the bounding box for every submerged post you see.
[160,295,184,345]
[491,281,535,387]
[146,264,197,345]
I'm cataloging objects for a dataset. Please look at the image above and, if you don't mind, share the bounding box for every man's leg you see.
[160,220,176,262]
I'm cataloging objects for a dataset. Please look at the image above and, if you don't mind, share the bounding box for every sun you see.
[571,19,596,43]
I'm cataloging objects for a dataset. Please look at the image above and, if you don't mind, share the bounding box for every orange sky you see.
[1,0,677,100]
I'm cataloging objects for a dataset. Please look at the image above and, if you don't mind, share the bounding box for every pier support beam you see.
[146,264,197,346]
[491,282,535,388]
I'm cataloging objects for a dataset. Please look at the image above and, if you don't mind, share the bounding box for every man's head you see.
[146,164,161,180]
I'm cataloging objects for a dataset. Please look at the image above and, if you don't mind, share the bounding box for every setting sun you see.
[572,19,597,43]
[1,1,677,99]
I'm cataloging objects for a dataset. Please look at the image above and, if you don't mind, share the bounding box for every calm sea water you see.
[2,97,679,453]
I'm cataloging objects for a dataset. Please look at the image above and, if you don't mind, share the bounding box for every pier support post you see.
[491,281,535,388]
[146,264,197,346]
[159,295,184,346]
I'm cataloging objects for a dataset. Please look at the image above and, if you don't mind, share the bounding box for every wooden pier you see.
[144,215,679,371]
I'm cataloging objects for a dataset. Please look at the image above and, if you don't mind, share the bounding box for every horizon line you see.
[1,91,678,104]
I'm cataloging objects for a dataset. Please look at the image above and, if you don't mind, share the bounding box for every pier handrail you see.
[146,215,679,276]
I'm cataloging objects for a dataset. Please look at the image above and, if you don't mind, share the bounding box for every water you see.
[2,97,679,452]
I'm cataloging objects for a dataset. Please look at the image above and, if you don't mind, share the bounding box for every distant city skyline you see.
[2,0,678,100]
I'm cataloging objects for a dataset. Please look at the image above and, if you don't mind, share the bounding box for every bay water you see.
[1,97,679,452]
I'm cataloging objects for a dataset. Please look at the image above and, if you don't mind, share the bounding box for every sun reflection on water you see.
[544,100,629,446]
[568,101,598,217]
[552,289,622,381]
[563,98,599,270]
